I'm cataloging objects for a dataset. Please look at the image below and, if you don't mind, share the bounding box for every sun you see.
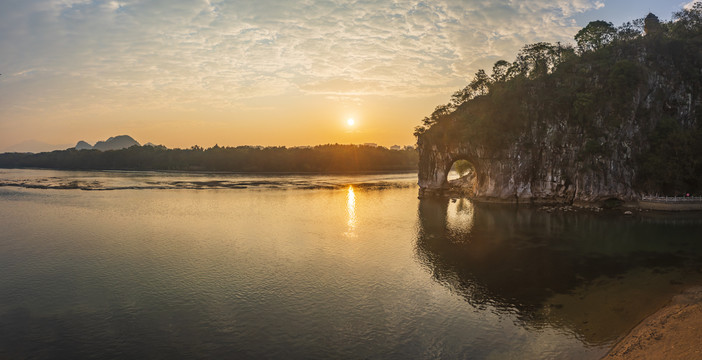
[347,118,355,126]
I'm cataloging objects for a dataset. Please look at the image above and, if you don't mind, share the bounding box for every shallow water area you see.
[0,168,416,191]
[1,169,702,359]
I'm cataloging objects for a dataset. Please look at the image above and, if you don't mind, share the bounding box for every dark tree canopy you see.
[0,144,418,173]
[672,3,702,37]
[491,60,511,82]
[514,42,572,78]
[575,20,616,52]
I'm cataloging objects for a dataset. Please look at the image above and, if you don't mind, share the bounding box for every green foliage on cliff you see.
[0,144,418,173]
[417,4,702,195]
[452,160,473,177]
[638,117,702,193]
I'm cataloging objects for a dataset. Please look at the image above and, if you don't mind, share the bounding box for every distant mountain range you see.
[75,135,140,151]
[2,135,144,153]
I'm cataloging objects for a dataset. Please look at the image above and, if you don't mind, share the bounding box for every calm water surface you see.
[2,169,702,359]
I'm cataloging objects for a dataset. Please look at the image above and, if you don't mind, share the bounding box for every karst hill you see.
[417,8,702,204]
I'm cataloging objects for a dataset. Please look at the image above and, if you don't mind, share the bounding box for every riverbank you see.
[436,191,702,213]
[639,197,702,211]
[603,286,702,359]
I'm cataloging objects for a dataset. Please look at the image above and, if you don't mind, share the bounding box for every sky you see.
[0,0,693,150]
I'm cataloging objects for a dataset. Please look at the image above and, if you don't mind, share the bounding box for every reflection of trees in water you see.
[415,198,702,345]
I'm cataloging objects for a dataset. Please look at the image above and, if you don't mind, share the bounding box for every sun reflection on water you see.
[346,185,357,237]
[446,198,474,240]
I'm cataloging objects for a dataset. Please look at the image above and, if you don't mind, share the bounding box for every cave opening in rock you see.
[446,159,477,197]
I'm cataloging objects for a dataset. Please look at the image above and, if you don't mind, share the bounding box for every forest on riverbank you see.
[0,144,418,173]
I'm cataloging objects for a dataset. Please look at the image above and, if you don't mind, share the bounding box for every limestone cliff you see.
[417,13,702,204]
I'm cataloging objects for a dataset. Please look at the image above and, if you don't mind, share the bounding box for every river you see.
[1,169,702,359]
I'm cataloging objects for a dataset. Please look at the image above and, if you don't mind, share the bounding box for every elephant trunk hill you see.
[417,10,702,204]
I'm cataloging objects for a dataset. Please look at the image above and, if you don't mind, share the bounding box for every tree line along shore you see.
[0,144,418,173]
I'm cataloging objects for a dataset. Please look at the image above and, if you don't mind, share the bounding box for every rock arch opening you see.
[446,159,478,197]
[416,136,487,198]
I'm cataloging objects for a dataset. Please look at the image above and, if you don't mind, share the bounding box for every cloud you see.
[684,1,700,10]
[0,0,604,116]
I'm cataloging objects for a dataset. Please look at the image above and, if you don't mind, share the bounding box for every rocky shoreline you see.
[434,189,702,213]
[602,286,702,360]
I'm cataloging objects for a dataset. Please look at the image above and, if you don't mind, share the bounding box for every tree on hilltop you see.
[575,20,616,52]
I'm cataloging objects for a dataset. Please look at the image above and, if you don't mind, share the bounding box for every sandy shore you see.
[602,286,702,359]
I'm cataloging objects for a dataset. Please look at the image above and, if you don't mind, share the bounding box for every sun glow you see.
[347,118,355,126]
[346,185,357,237]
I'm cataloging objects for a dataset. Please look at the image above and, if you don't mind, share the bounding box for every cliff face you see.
[418,37,702,204]
[418,133,637,203]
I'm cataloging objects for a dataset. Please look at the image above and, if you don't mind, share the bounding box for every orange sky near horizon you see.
[3,92,447,149]
[0,0,686,151]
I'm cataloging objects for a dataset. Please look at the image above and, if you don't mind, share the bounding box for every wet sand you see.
[603,286,702,359]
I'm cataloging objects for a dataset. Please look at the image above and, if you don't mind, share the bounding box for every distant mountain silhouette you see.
[75,141,93,150]
[75,135,140,151]
[94,135,140,150]
[2,140,72,153]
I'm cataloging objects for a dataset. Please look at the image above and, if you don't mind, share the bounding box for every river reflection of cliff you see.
[415,198,702,345]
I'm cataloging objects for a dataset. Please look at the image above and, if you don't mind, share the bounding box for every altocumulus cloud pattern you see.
[0,0,604,112]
